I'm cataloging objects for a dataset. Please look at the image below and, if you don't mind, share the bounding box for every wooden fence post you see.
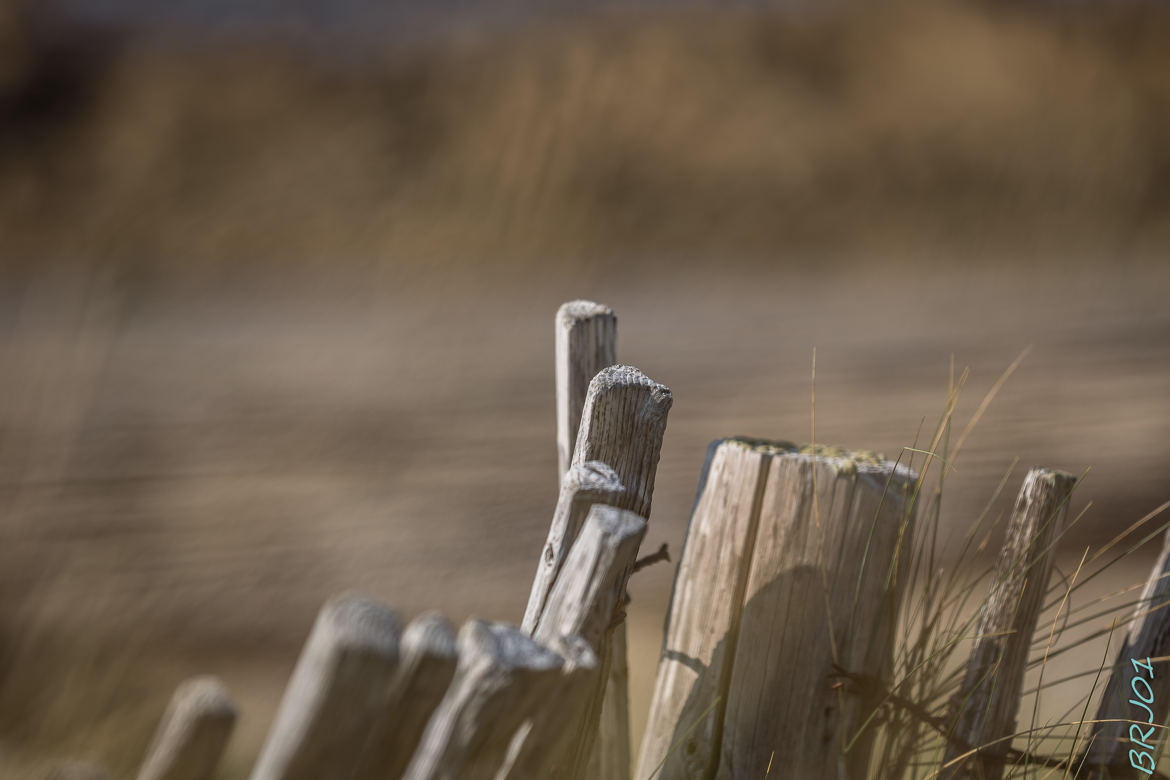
[525,361,672,780]
[635,439,778,780]
[942,467,1076,780]
[250,595,402,780]
[535,505,649,779]
[556,300,617,483]
[1082,526,1170,779]
[637,440,918,780]
[136,676,237,780]
[497,634,601,779]
[402,621,577,780]
[523,460,626,632]
[352,612,458,780]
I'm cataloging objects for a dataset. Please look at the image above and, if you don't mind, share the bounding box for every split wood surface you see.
[638,439,919,780]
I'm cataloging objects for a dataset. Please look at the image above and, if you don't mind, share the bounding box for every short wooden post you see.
[496,634,602,779]
[537,505,648,779]
[136,676,237,780]
[556,300,617,482]
[635,439,778,780]
[637,440,918,780]
[402,621,574,780]
[250,595,402,780]
[1082,526,1170,779]
[942,468,1076,780]
[353,612,458,780]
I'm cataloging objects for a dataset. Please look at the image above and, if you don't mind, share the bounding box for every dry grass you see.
[1,0,1169,271]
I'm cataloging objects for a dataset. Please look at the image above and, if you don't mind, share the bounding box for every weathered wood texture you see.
[250,595,402,780]
[353,612,458,780]
[534,505,648,651]
[587,635,632,780]
[1082,527,1170,779]
[523,460,626,633]
[556,300,617,482]
[637,440,918,780]
[136,676,237,780]
[526,362,672,780]
[524,365,672,632]
[942,468,1076,780]
[635,439,775,780]
[534,505,648,779]
[716,445,918,780]
[495,634,601,779]
[402,621,576,780]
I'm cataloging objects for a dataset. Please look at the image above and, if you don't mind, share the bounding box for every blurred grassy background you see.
[0,0,1168,776]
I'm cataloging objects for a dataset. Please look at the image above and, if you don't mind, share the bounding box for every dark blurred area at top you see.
[1,0,1168,276]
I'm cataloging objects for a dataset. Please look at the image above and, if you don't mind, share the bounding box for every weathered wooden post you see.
[402,621,583,780]
[524,358,672,780]
[250,595,402,780]
[636,438,778,780]
[502,504,648,778]
[136,676,237,780]
[941,468,1076,780]
[637,439,918,780]
[556,300,617,482]
[1082,526,1170,779]
[352,612,459,780]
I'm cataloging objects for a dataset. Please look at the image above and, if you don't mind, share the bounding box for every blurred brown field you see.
[0,0,1169,776]
[1,0,1170,268]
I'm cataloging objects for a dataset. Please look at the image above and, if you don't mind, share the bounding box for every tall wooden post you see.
[526,352,672,780]
[556,300,617,483]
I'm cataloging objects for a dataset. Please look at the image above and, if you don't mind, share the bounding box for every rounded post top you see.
[556,300,614,324]
[318,593,402,655]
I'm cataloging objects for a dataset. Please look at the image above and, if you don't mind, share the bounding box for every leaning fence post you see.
[136,676,237,780]
[250,595,402,780]
[525,362,672,780]
[352,612,458,780]
[556,300,617,482]
[531,505,649,779]
[942,468,1076,780]
[1082,526,1170,779]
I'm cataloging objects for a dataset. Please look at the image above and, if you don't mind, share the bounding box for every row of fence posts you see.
[43,299,1170,780]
